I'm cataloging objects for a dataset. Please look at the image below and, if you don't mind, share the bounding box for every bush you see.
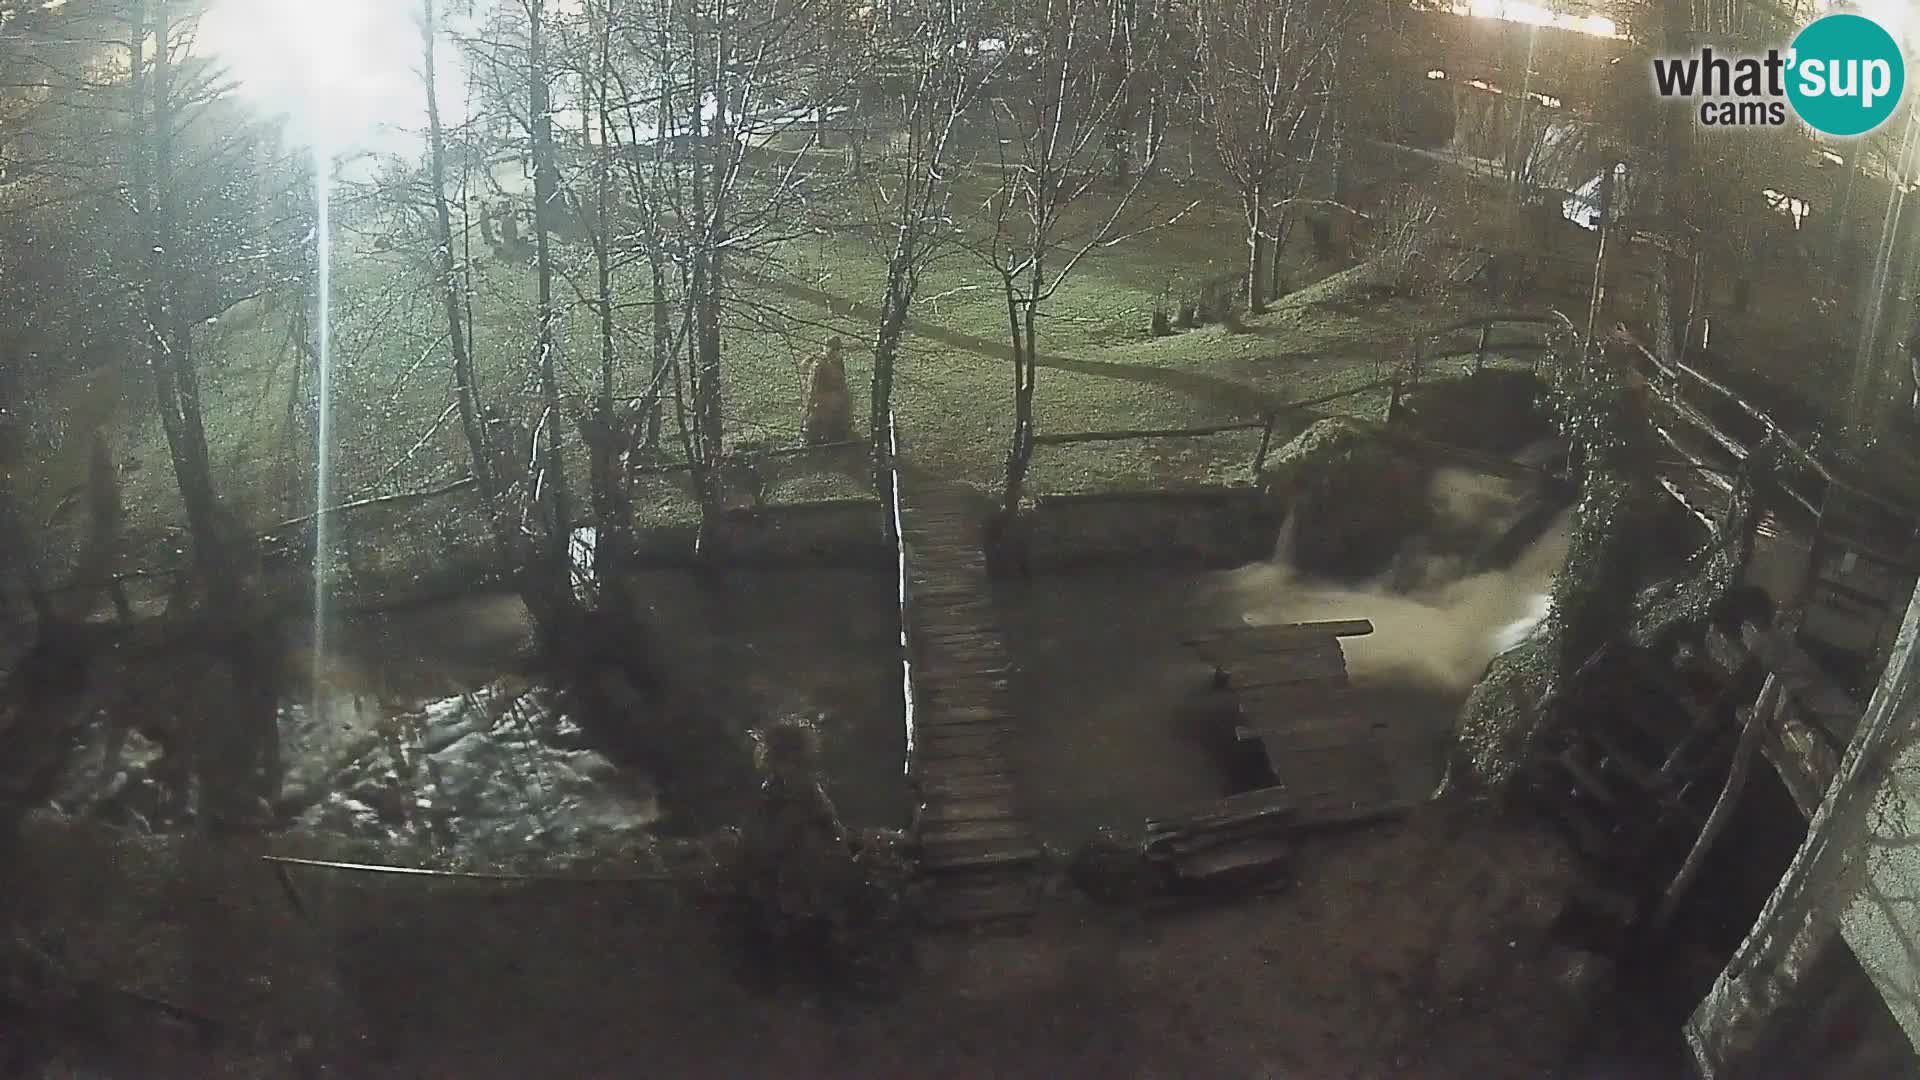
[705,717,910,996]
[1360,184,1445,296]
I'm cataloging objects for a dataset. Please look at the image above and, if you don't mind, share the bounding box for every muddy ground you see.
[7,799,1674,1079]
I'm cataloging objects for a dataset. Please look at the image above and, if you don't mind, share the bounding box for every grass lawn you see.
[24,165,1540,587]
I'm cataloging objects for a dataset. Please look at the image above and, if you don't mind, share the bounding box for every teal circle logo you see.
[1787,14,1905,137]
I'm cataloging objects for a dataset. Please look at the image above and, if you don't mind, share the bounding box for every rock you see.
[1262,418,1433,580]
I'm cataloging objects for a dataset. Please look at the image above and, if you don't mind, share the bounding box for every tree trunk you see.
[871,253,911,495]
[1270,210,1292,302]
[647,249,669,452]
[1584,164,1616,352]
[684,11,724,536]
[422,0,500,548]
[1002,290,1039,517]
[846,88,866,178]
[1650,10,1692,367]
[528,0,576,619]
[699,17,730,456]
[1656,673,1780,930]
[645,23,673,456]
[1246,191,1268,315]
[589,3,626,560]
[132,0,223,581]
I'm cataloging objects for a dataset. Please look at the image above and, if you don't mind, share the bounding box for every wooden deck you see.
[1181,619,1413,828]
[897,486,1040,927]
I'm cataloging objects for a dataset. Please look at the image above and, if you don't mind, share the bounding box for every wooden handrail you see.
[1608,328,1920,522]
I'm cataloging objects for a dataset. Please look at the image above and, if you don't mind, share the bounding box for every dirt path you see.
[747,272,1294,418]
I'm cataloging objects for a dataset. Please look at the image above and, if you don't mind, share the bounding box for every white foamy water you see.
[1225,466,1570,695]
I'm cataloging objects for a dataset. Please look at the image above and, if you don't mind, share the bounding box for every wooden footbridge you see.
[884,419,1042,927]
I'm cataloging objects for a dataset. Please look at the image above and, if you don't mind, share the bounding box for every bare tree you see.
[974,0,1165,518]
[603,0,850,547]
[1193,0,1340,315]
[862,0,1001,491]
[581,0,632,561]
[419,0,506,555]
[129,0,226,580]
[521,0,579,616]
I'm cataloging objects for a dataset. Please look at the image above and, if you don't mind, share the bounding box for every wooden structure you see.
[1178,619,1413,828]
[1527,640,1724,873]
[1142,787,1297,893]
[1706,622,1862,817]
[1795,484,1920,690]
[1612,329,1920,691]
[890,444,1040,927]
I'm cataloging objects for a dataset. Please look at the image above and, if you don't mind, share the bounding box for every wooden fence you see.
[1024,311,1578,473]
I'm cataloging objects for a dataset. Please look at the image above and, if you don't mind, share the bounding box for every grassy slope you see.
[45,169,1523,577]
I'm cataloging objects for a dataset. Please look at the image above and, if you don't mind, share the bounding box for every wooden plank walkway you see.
[897,486,1040,927]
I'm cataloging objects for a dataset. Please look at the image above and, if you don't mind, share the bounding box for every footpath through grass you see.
[48,174,1516,585]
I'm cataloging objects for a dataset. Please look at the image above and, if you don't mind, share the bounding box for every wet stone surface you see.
[55,681,662,862]
[292,684,663,855]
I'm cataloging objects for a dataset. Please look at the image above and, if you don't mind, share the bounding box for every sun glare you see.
[196,0,453,153]
[1450,0,1621,38]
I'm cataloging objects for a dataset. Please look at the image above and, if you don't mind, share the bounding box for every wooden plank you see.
[921,845,1044,868]
[1181,619,1374,647]
[919,773,1018,800]
[1246,730,1396,759]
[1292,798,1415,829]
[917,678,1012,699]
[920,816,1031,843]
[918,704,1003,723]
[1208,645,1350,686]
[1170,837,1293,886]
[919,797,1021,824]
[1235,698,1379,733]
[1233,684,1364,720]
[1145,787,1298,836]
[915,715,1010,736]
[1741,625,1862,730]
[1162,785,1297,819]
[1183,633,1364,670]
[915,755,1017,779]
[919,663,1015,681]
[915,733,1007,759]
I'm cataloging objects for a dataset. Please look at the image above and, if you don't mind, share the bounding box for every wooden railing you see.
[881,409,918,767]
[1606,328,1920,526]
[1026,311,1580,478]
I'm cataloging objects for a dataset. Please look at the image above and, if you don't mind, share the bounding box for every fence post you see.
[1475,322,1491,374]
[1251,411,1277,474]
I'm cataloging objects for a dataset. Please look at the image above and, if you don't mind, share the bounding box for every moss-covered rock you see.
[1448,637,1553,797]
[1260,417,1432,580]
